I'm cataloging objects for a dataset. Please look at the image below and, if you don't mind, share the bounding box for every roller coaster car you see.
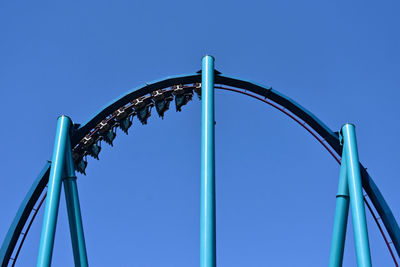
[172,84,193,112]
[113,107,134,134]
[151,89,173,119]
[194,83,201,99]
[118,116,133,134]
[98,120,111,134]
[81,134,94,147]
[114,107,130,121]
[132,96,153,125]
[75,157,87,175]
[86,143,101,160]
[102,128,116,146]
[96,119,116,146]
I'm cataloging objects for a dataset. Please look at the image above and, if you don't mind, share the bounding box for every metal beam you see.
[3,73,399,266]
[37,116,72,267]
[342,124,372,267]
[329,149,350,267]
[0,163,50,267]
[200,55,216,267]
[63,138,88,267]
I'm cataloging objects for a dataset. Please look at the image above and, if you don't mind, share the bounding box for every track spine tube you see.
[2,73,399,266]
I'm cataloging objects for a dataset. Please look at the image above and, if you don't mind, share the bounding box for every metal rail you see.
[216,85,399,266]
[1,73,399,266]
[11,192,47,267]
[364,196,399,266]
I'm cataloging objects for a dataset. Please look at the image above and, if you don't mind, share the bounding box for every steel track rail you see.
[1,73,399,266]
[216,85,399,266]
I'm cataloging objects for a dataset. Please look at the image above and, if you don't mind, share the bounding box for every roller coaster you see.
[1,56,399,266]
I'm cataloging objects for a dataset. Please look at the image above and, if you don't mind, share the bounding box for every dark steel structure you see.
[1,56,399,266]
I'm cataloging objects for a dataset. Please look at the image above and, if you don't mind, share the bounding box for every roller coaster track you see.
[1,72,399,266]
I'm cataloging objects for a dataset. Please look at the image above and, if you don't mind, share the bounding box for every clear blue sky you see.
[1,1,399,266]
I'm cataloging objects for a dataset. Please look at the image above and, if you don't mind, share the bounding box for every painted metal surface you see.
[200,56,216,267]
[63,138,88,267]
[342,124,372,267]
[0,163,50,267]
[329,150,350,267]
[2,72,400,265]
[73,73,202,144]
[360,168,400,257]
[37,116,72,267]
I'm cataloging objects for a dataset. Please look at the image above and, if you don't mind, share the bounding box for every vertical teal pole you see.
[342,124,372,267]
[63,138,89,267]
[37,116,72,267]
[329,149,349,267]
[200,55,216,267]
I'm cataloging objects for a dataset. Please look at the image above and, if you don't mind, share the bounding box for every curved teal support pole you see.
[63,139,89,267]
[329,149,349,267]
[37,116,72,267]
[342,124,372,267]
[200,55,216,267]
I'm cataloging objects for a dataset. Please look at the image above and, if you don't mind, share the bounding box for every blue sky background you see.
[1,1,399,266]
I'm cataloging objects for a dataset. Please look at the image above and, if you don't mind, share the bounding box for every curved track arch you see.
[1,72,399,266]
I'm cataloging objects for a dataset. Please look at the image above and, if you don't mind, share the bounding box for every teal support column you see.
[342,124,372,267]
[329,149,350,267]
[37,116,72,267]
[63,138,89,267]
[200,55,216,267]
